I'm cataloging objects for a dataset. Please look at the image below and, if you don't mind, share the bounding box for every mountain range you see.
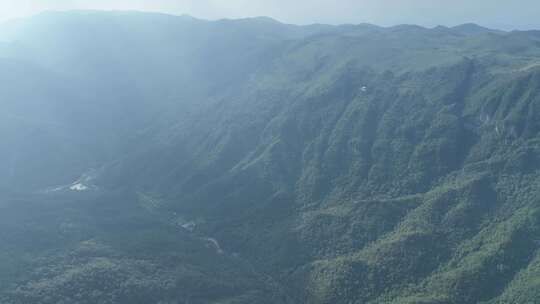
[1,11,540,304]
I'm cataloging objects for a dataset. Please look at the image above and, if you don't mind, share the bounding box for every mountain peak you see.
[218,15,283,25]
[452,23,502,35]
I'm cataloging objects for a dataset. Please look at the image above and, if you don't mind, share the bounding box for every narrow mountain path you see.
[201,237,224,254]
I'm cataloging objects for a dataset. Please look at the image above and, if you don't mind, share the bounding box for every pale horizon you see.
[0,0,538,31]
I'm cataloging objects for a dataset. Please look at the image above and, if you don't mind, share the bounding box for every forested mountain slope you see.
[2,11,540,303]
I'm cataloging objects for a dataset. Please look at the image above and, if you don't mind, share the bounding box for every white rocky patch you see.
[42,168,99,193]
[70,183,89,191]
[180,222,196,232]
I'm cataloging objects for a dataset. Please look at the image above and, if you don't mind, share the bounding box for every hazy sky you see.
[0,0,539,30]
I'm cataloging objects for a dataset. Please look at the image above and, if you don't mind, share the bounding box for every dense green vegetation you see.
[2,11,540,303]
